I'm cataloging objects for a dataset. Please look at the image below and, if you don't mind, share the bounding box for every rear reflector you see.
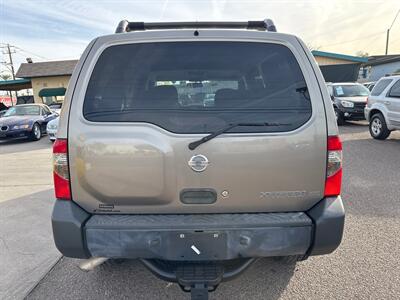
[53,139,71,200]
[324,136,342,197]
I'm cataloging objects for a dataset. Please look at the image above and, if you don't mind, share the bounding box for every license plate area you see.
[171,231,227,260]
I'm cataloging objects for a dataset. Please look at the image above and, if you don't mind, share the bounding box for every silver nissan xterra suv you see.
[52,19,345,299]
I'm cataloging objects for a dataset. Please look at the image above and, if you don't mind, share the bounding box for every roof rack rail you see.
[115,19,277,34]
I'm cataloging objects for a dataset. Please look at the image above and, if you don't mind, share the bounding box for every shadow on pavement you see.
[215,258,296,299]
[27,257,296,300]
[0,137,52,154]
[338,121,369,134]
[341,137,400,218]
[0,189,60,300]
[343,121,368,126]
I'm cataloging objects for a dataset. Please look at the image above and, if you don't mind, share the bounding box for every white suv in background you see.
[365,75,400,139]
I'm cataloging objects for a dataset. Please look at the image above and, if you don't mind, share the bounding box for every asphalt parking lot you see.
[1,122,400,300]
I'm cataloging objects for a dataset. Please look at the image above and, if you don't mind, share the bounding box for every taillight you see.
[324,136,342,197]
[53,139,71,200]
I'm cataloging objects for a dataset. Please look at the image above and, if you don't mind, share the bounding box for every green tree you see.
[307,44,321,51]
[0,73,12,81]
[356,51,369,57]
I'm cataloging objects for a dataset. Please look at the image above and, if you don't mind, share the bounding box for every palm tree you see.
[0,73,12,81]
[0,72,14,106]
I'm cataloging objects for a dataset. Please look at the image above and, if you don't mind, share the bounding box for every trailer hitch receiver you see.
[177,262,224,300]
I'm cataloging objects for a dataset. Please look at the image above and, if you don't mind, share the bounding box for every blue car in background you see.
[0,104,58,141]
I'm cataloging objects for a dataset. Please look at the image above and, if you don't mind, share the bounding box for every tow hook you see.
[78,257,108,271]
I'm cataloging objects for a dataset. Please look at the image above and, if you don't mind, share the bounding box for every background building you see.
[16,60,78,104]
[360,55,400,82]
[312,50,368,82]
[0,79,31,106]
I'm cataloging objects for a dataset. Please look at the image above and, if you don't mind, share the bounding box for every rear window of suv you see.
[83,42,312,134]
[388,79,400,98]
[371,79,392,96]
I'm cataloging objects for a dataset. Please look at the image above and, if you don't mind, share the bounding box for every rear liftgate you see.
[114,18,279,300]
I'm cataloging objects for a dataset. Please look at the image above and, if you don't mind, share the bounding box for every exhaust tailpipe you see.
[78,257,108,271]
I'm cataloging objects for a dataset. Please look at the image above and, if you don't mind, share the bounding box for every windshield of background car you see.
[83,42,312,134]
[3,105,40,117]
[333,84,369,97]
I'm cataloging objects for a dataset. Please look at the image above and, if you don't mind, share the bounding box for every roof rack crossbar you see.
[115,19,277,33]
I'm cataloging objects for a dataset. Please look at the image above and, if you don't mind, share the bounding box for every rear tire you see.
[369,113,390,140]
[335,108,345,126]
[30,123,42,141]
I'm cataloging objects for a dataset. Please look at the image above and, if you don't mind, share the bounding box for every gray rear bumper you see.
[51,197,344,259]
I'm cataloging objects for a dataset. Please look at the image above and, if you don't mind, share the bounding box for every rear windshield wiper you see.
[188,122,291,150]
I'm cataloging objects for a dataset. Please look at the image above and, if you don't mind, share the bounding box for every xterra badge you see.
[188,154,209,172]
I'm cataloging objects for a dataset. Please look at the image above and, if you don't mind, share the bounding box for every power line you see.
[386,8,400,55]
[389,9,400,30]
[317,31,385,49]
[0,43,49,60]
[14,46,49,60]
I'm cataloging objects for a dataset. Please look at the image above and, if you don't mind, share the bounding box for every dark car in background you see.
[363,81,376,91]
[0,104,58,141]
[327,82,370,125]
[0,102,9,118]
[16,95,35,105]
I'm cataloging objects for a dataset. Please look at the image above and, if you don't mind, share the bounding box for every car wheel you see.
[369,113,391,140]
[30,123,42,141]
[335,108,345,126]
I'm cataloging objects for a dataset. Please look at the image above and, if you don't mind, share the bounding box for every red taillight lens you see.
[324,136,342,197]
[53,139,71,200]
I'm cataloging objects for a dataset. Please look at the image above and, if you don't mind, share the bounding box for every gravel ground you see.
[26,122,400,300]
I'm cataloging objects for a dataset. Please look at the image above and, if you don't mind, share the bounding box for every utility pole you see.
[6,44,16,80]
[1,44,17,104]
[385,29,390,55]
[385,9,400,55]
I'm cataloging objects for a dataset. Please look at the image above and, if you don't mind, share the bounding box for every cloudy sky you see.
[1,0,400,73]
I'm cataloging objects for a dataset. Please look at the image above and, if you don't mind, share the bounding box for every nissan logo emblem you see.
[188,154,209,172]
